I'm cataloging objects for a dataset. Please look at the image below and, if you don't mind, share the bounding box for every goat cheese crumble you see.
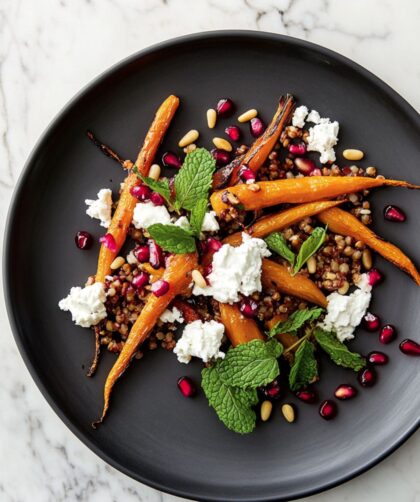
[85,188,113,228]
[193,233,271,303]
[58,282,107,328]
[132,201,172,229]
[174,211,220,233]
[160,307,184,324]
[307,119,340,164]
[174,320,225,364]
[292,105,308,128]
[319,274,372,342]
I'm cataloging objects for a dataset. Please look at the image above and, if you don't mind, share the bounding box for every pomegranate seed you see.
[203,264,213,277]
[294,157,316,175]
[177,376,196,397]
[249,117,265,137]
[334,384,357,400]
[310,168,322,176]
[99,233,117,252]
[342,166,352,176]
[225,125,241,142]
[296,389,317,404]
[151,279,170,297]
[399,339,420,356]
[362,312,381,332]
[358,367,376,387]
[384,205,406,222]
[130,184,151,201]
[134,245,150,263]
[206,237,222,252]
[262,378,282,400]
[211,148,231,166]
[216,98,234,117]
[239,165,256,184]
[131,271,149,290]
[150,192,165,206]
[162,151,182,169]
[319,400,337,420]
[288,142,306,155]
[239,297,258,318]
[367,351,389,366]
[367,267,384,287]
[75,231,93,250]
[379,324,397,344]
[148,239,164,269]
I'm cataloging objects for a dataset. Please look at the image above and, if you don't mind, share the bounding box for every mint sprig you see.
[147,224,196,254]
[189,199,208,237]
[288,339,318,391]
[265,232,296,267]
[268,307,324,337]
[314,328,366,371]
[293,226,327,274]
[134,171,172,206]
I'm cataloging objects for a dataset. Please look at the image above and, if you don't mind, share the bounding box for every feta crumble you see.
[307,120,340,164]
[292,105,308,128]
[319,274,372,342]
[85,188,113,228]
[160,307,184,324]
[58,282,107,328]
[126,250,138,265]
[132,201,171,229]
[306,110,321,124]
[174,212,220,233]
[193,233,271,303]
[174,216,191,231]
[174,320,225,364]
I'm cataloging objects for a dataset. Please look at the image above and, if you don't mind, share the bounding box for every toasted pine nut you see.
[148,164,161,180]
[366,166,377,176]
[238,109,258,123]
[110,256,125,270]
[281,403,295,423]
[179,129,199,148]
[207,108,217,129]
[184,143,197,154]
[362,249,373,270]
[212,137,232,152]
[192,269,207,289]
[247,183,261,192]
[307,256,317,274]
[260,400,273,422]
[338,281,350,295]
[343,149,364,161]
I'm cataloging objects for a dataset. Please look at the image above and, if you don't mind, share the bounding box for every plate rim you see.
[3,29,420,502]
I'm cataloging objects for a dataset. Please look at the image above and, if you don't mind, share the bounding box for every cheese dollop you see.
[85,188,113,228]
[132,201,172,229]
[160,307,184,324]
[174,211,220,233]
[58,282,107,328]
[292,105,309,128]
[307,120,340,164]
[174,320,225,364]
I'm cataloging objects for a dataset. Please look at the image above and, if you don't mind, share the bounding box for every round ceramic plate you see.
[4,31,420,501]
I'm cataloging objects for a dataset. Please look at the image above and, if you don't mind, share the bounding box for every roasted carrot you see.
[141,263,165,281]
[224,200,344,246]
[210,176,420,216]
[95,95,180,283]
[172,299,202,323]
[318,207,420,286]
[95,252,197,425]
[261,259,327,307]
[219,303,264,346]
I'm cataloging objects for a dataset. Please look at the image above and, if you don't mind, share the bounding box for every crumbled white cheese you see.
[193,233,271,303]
[126,250,138,265]
[174,320,225,364]
[307,120,340,164]
[160,307,184,324]
[174,212,220,233]
[319,274,372,342]
[85,188,113,228]
[174,216,191,230]
[132,201,171,229]
[58,282,107,328]
[292,105,308,128]
[306,110,321,124]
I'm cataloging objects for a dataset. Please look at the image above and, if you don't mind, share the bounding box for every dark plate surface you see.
[4,31,420,501]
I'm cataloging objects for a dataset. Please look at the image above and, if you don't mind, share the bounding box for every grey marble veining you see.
[0,0,419,501]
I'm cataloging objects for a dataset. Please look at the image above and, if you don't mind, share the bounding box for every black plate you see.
[4,31,420,501]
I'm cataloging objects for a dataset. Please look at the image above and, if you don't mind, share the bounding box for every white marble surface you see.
[0,0,419,500]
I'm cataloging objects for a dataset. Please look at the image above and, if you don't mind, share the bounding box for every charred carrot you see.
[219,303,264,346]
[224,200,344,246]
[261,259,327,307]
[95,252,197,425]
[95,95,180,283]
[210,176,420,216]
[172,299,202,323]
[318,207,420,286]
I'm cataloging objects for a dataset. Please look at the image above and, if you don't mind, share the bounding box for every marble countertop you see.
[1,0,419,501]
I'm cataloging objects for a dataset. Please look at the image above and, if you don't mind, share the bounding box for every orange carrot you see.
[219,303,264,346]
[95,95,180,283]
[210,176,420,216]
[95,252,197,425]
[318,207,420,286]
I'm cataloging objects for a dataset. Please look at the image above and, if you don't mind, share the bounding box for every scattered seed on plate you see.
[184,143,197,154]
[260,400,273,421]
[207,109,217,129]
[110,256,125,270]
[212,137,232,152]
[192,269,207,289]
[148,164,161,180]
[281,403,295,423]
[306,256,317,274]
[238,109,258,123]
[343,149,364,161]
[179,129,199,148]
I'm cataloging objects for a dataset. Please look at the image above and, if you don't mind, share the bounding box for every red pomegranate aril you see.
[162,151,182,169]
[362,312,381,332]
[177,376,196,397]
[399,338,420,356]
[239,165,256,184]
[216,98,234,117]
[130,184,151,201]
[294,157,316,175]
[358,367,376,387]
[203,264,213,277]
[207,237,222,252]
[367,267,384,287]
[151,279,170,297]
[211,148,231,166]
[263,378,282,400]
[134,245,150,263]
[225,125,241,142]
[150,192,165,206]
[131,271,149,290]
[342,166,352,176]
[334,384,357,400]
[288,142,306,155]
[296,389,317,404]
[239,297,258,318]
[75,231,93,250]
[99,233,117,252]
[379,324,397,344]
[148,239,164,269]
[384,204,406,222]
[319,400,337,420]
[310,168,322,176]
[250,117,265,137]
[367,351,389,366]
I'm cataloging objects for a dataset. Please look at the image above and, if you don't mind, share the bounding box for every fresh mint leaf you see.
[293,226,327,274]
[190,199,208,237]
[174,148,216,211]
[314,328,366,371]
[134,170,172,205]
[147,224,196,254]
[218,339,283,389]
[268,307,324,337]
[202,364,258,434]
[265,232,296,267]
[288,340,318,391]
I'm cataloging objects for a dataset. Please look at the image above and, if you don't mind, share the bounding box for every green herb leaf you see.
[189,199,208,237]
[288,340,318,391]
[133,169,172,205]
[218,339,283,389]
[174,148,216,210]
[314,328,366,371]
[268,307,324,337]
[293,226,327,274]
[265,232,296,267]
[201,364,258,434]
[147,224,196,254]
